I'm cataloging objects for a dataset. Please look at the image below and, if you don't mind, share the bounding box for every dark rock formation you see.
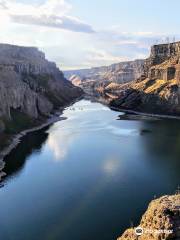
[0,44,83,135]
[118,194,180,240]
[111,41,180,115]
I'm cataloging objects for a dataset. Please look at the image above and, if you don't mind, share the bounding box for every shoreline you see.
[0,114,66,181]
[110,106,180,120]
[1,95,180,180]
[86,94,180,120]
[0,96,83,181]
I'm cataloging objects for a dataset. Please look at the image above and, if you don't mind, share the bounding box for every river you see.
[0,99,179,240]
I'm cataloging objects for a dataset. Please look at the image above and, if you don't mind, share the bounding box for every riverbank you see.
[85,94,180,120]
[0,96,84,181]
[0,114,66,181]
[110,106,180,120]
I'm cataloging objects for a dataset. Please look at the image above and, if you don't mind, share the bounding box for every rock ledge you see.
[118,194,180,240]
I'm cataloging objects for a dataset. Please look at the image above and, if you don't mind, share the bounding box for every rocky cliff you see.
[64,60,144,94]
[0,44,82,140]
[111,42,180,115]
[118,194,180,240]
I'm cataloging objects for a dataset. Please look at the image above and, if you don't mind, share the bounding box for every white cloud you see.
[0,0,94,33]
[42,29,177,70]
[0,1,179,70]
[84,48,129,67]
[0,0,7,9]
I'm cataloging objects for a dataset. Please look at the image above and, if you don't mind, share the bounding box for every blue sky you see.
[0,0,180,70]
[68,0,179,33]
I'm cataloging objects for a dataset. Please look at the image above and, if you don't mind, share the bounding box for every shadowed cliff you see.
[0,44,83,145]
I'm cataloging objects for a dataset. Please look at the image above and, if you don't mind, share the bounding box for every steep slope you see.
[111,42,180,115]
[0,44,83,138]
[118,194,180,240]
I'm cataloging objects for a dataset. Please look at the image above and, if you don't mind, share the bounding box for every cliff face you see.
[0,44,56,74]
[118,194,180,240]
[100,60,144,84]
[0,44,82,134]
[111,42,180,115]
[64,60,144,94]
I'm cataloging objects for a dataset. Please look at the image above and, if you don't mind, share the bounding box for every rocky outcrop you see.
[144,42,180,81]
[118,194,180,240]
[0,69,53,120]
[69,74,82,87]
[0,44,83,136]
[0,44,56,75]
[111,42,180,115]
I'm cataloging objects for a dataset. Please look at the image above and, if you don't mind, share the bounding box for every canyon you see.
[66,41,180,117]
[0,43,179,240]
[64,59,144,96]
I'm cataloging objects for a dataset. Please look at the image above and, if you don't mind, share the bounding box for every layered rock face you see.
[100,60,144,84]
[144,42,180,81]
[0,44,56,74]
[111,42,180,115]
[118,194,180,240]
[0,44,82,133]
[64,60,144,93]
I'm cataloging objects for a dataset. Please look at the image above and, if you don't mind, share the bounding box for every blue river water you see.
[0,99,179,240]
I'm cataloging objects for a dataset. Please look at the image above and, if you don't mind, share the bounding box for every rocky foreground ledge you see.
[118,194,180,240]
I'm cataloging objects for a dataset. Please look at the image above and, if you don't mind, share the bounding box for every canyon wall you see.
[0,44,83,134]
[111,41,180,115]
[144,42,180,81]
[64,59,144,88]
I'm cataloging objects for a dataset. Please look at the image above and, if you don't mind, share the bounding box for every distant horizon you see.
[1,0,180,70]
[62,58,145,71]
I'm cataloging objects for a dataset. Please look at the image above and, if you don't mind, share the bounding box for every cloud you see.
[41,29,180,70]
[0,0,7,9]
[0,0,178,70]
[84,48,130,67]
[11,14,94,33]
[43,30,173,70]
[0,0,94,33]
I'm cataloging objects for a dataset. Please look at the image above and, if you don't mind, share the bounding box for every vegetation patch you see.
[4,109,36,134]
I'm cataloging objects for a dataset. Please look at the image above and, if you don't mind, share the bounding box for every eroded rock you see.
[111,41,180,115]
[118,194,180,240]
[0,44,83,133]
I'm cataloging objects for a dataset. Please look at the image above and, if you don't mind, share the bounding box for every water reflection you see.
[107,125,140,137]
[48,134,67,161]
[140,120,180,183]
[103,157,120,175]
[47,130,76,162]
[0,100,179,240]
[2,128,49,184]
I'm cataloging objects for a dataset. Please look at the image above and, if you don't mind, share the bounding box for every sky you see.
[0,0,180,70]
